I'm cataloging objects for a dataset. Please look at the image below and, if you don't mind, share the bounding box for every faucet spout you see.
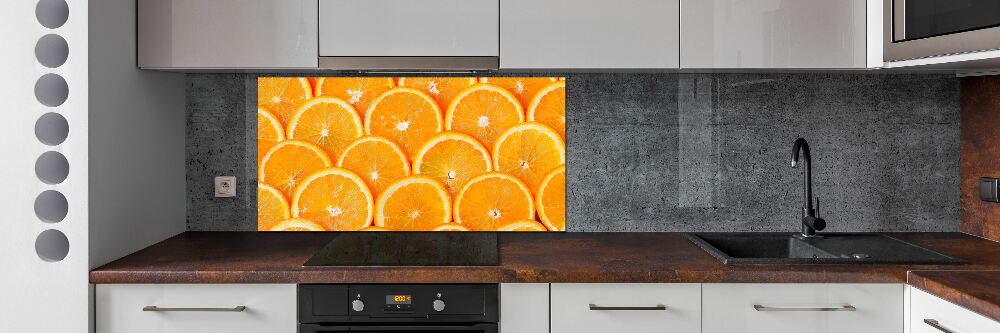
[791,138,825,237]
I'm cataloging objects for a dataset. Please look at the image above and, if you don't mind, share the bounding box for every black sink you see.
[686,233,965,265]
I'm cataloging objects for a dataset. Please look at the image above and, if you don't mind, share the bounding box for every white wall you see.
[0,0,90,331]
[88,0,186,270]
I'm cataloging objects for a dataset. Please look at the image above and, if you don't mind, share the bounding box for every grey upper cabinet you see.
[500,0,680,69]
[138,0,318,69]
[681,0,878,69]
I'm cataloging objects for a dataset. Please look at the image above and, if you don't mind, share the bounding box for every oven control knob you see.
[432,299,446,312]
[351,299,365,312]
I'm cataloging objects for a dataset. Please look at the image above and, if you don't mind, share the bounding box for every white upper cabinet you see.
[319,0,499,57]
[137,0,318,69]
[500,0,680,69]
[681,0,879,68]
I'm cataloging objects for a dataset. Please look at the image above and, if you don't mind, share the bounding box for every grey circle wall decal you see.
[35,73,69,107]
[35,151,70,185]
[35,229,69,262]
[35,34,69,68]
[34,190,68,223]
[35,112,69,146]
[36,0,69,29]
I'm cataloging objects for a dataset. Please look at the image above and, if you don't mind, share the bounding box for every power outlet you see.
[215,176,236,198]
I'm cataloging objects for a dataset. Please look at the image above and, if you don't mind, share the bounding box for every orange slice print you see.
[445,84,524,151]
[479,77,558,110]
[257,77,312,126]
[527,81,566,139]
[365,87,443,158]
[292,168,374,231]
[492,122,566,192]
[286,97,363,161]
[536,165,566,231]
[315,77,395,116]
[337,136,411,198]
[375,176,452,231]
[453,172,535,231]
[397,77,477,110]
[412,132,492,195]
[259,140,333,197]
[258,108,285,166]
[258,182,291,231]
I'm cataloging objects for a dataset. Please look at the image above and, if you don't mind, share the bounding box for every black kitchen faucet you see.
[791,138,826,237]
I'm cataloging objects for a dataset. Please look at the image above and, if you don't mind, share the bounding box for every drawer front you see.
[703,283,903,333]
[96,284,296,333]
[910,287,1000,333]
[319,0,499,57]
[551,283,700,333]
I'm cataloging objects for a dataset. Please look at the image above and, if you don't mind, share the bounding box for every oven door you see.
[884,0,1000,61]
[300,323,498,333]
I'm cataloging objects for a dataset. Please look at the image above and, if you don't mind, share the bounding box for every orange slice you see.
[397,77,477,110]
[337,136,411,198]
[492,123,566,192]
[375,176,452,231]
[257,77,312,126]
[286,97,363,160]
[307,77,320,93]
[257,108,285,166]
[413,132,492,195]
[315,77,395,115]
[497,220,548,231]
[365,87,443,157]
[292,168,374,231]
[268,218,325,231]
[258,183,291,231]
[479,77,558,110]
[361,226,391,231]
[453,172,535,231]
[259,140,333,197]
[527,81,566,139]
[445,84,524,150]
[432,224,469,231]
[536,165,566,231]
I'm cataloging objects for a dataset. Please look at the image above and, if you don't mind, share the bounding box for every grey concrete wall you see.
[186,73,961,232]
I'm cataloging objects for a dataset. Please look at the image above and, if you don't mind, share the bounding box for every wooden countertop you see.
[91,232,1000,284]
[908,270,1000,322]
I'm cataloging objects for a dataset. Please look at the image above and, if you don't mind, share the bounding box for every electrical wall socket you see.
[215,176,236,198]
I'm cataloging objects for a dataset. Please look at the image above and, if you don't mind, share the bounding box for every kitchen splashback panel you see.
[187,73,960,232]
[255,77,566,232]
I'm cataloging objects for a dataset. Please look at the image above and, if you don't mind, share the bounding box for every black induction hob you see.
[303,232,500,266]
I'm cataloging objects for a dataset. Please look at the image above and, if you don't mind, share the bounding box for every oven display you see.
[386,295,412,305]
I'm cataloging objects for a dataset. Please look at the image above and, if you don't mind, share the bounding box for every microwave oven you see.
[884,0,1000,62]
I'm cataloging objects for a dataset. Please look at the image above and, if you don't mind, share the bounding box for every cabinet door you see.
[910,287,1000,333]
[500,284,549,333]
[500,0,680,69]
[702,284,903,333]
[681,0,869,68]
[96,284,297,333]
[319,0,499,57]
[550,283,700,333]
[138,0,318,69]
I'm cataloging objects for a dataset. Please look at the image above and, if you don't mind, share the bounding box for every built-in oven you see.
[884,0,1000,61]
[299,284,499,333]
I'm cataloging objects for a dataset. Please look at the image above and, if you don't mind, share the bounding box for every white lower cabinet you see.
[550,283,701,333]
[96,284,296,333]
[702,284,904,333]
[500,283,549,333]
[910,287,1000,333]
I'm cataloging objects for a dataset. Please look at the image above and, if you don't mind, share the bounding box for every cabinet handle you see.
[923,319,955,333]
[142,306,247,312]
[753,304,856,312]
[589,304,667,311]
